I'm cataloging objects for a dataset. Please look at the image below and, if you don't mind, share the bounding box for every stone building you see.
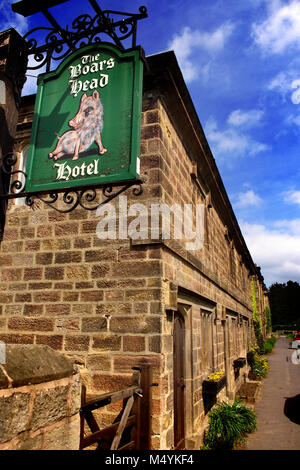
[0,28,268,450]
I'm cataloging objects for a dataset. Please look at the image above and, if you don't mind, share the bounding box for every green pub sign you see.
[25,43,143,192]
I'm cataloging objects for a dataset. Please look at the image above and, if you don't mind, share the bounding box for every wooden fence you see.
[80,364,154,450]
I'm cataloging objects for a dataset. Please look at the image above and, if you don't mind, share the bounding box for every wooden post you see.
[110,395,135,450]
[139,364,152,450]
[79,384,86,449]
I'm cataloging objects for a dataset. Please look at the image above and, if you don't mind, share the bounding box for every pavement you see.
[245,336,300,450]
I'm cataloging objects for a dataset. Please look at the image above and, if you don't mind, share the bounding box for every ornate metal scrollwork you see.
[1,152,27,194]
[23,3,148,72]
[0,152,143,213]
[23,180,143,213]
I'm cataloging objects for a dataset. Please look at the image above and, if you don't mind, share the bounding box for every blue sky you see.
[2,0,300,286]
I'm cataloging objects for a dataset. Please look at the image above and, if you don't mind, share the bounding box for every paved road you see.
[245,336,300,450]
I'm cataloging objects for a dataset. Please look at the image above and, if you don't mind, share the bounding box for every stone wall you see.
[0,344,81,450]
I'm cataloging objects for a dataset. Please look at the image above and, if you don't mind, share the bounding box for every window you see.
[200,308,214,373]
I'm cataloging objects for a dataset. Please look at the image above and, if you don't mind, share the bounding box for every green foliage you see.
[251,280,264,354]
[265,306,272,334]
[251,354,269,378]
[263,336,276,354]
[251,280,259,323]
[268,281,300,327]
[254,321,265,354]
[202,398,257,450]
[286,333,295,341]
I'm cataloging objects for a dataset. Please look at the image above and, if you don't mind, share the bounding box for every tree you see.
[268,281,300,329]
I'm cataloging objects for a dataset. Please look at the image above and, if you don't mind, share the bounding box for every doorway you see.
[173,312,185,449]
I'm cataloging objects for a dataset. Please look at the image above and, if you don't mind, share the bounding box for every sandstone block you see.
[23,304,43,316]
[65,265,89,281]
[62,291,79,302]
[0,334,34,344]
[36,252,53,265]
[110,316,161,334]
[92,374,132,393]
[86,354,111,371]
[36,335,63,350]
[123,335,145,352]
[65,335,90,351]
[15,432,43,450]
[55,251,82,264]
[125,288,161,301]
[81,317,107,332]
[91,264,110,278]
[55,223,79,237]
[0,393,30,442]
[69,374,82,416]
[45,304,71,316]
[56,318,80,331]
[45,267,65,280]
[92,334,121,351]
[113,354,161,374]
[33,291,61,303]
[31,385,69,431]
[111,261,161,278]
[80,290,104,302]
[37,225,53,238]
[85,249,117,262]
[8,317,53,332]
[24,267,43,281]
[15,293,31,303]
[2,268,22,282]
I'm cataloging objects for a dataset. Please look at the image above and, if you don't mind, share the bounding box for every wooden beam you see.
[82,385,139,412]
[110,395,135,450]
[81,415,136,449]
[119,440,136,451]
[139,364,152,450]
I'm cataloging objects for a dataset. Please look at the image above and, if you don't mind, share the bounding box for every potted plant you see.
[202,371,226,395]
[247,349,255,366]
[233,357,246,368]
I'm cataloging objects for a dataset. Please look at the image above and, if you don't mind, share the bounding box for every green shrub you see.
[202,398,257,450]
[286,333,295,341]
[265,306,272,334]
[251,354,269,378]
[263,337,277,354]
[251,280,264,354]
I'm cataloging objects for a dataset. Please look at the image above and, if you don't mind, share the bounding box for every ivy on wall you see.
[265,306,272,334]
[251,279,264,353]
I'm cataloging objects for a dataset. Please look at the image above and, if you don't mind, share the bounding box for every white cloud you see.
[227,109,264,128]
[0,1,29,36]
[268,71,299,101]
[204,116,270,164]
[291,79,300,104]
[268,71,300,106]
[252,1,300,54]
[268,72,291,95]
[168,23,234,83]
[285,112,300,128]
[241,219,300,285]
[283,189,300,205]
[233,190,263,209]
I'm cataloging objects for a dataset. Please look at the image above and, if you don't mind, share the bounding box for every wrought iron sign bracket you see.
[12,0,148,72]
[0,153,143,213]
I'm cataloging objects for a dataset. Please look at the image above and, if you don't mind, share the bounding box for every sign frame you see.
[25,42,144,194]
